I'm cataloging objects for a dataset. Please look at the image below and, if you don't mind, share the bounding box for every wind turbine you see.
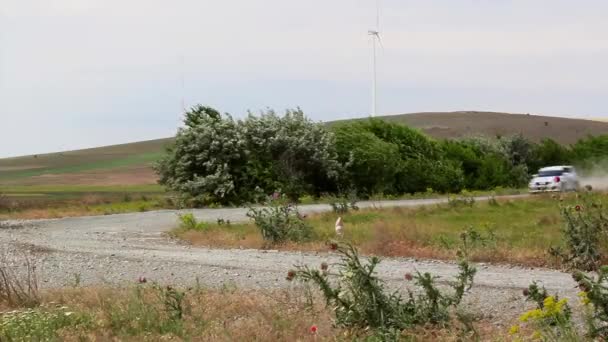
[368,0,382,117]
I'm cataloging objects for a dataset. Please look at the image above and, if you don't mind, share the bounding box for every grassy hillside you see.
[347,111,608,144]
[2,112,608,189]
[0,138,172,189]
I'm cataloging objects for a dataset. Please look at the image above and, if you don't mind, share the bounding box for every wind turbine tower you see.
[368,0,382,117]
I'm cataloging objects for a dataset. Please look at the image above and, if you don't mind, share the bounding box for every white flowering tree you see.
[156,106,342,205]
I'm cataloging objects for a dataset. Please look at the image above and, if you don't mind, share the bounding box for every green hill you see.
[2,112,608,188]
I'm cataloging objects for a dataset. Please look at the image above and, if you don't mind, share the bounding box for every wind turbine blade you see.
[376,33,384,50]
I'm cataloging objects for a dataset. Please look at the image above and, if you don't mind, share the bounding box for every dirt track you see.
[0,195,580,323]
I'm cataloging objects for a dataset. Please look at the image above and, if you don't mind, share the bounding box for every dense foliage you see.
[156,105,608,205]
[156,106,341,205]
[333,119,465,195]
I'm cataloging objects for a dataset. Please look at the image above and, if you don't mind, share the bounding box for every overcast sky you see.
[2,0,608,157]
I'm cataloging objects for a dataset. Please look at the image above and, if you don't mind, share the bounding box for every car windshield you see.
[538,170,564,177]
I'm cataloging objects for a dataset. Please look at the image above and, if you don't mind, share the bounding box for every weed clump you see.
[177,213,208,232]
[104,284,190,337]
[329,193,359,214]
[448,192,475,209]
[549,193,608,271]
[247,201,312,245]
[572,266,608,338]
[293,242,476,336]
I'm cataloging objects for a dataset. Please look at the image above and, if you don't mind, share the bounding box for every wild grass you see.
[0,250,40,310]
[177,213,208,231]
[0,285,505,341]
[173,193,594,267]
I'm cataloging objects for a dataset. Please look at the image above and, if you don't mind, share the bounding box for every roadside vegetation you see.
[3,188,608,340]
[0,241,504,341]
[172,193,594,267]
[0,282,507,341]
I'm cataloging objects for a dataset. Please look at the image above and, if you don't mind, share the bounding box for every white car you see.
[529,165,579,193]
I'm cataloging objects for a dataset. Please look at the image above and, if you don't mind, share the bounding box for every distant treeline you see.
[156,106,608,205]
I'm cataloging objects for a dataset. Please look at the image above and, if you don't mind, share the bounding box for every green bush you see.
[329,193,359,214]
[247,201,312,244]
[333,123,402,196]
[292,242,475,333]
[333,119,465,196]
[529,138,571,172]
[571,135,608,166]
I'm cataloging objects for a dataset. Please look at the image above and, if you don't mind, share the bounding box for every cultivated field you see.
[0,138,171,186]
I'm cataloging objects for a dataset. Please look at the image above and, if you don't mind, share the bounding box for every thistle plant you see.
[247,199,312,244]
[573,266,608,338]
[292,242,476,333]
[550,194,608,271]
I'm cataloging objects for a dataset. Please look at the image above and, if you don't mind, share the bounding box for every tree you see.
[155,106,342,205]
[155,105,248,205]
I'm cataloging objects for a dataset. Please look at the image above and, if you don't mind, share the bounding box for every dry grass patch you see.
[0,286,510,341]
[173,194,590,267]
[0,250,40,310]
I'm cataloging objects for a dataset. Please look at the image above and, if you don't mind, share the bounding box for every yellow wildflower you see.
[509,325,520,335]
[578,291,591,305]
[519,308,542,322]
[543,296,555,308]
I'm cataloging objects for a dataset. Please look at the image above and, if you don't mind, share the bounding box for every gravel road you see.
[0,194,581,323]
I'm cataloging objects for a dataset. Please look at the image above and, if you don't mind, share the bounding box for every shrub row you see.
[156,106,608,205]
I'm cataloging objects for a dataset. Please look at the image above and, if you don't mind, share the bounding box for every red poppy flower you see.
[310,325,318,334]
[138,276,147,284]
[286,270,296,281]
[523,288,529,297]
[575,205,582,212]
[329,242,338,251]
[320,262,328,271]
[405,273,413,281]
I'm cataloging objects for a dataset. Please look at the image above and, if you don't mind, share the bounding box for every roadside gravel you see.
[0,194,580,323]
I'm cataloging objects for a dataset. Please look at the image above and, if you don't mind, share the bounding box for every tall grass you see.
[172,194,589,266]
[0,250,40,308]
[0,285,506,341]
